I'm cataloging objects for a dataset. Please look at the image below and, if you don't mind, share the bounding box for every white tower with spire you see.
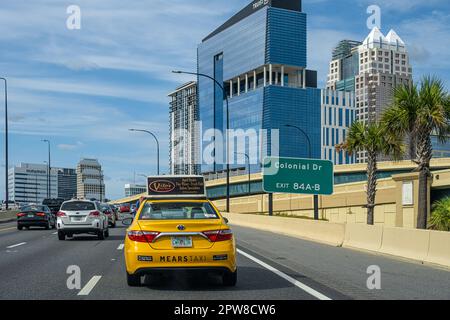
[354,28,412,162]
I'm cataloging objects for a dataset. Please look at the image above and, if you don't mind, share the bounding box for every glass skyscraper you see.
[198,0,320,174]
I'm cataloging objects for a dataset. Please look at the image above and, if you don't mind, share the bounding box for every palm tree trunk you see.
[366,151,378,225]
[416,128,432,229]
[408,131,416,161]
[417,169,429,229]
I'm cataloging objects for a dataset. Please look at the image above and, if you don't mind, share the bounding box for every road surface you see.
[0,217,449,300]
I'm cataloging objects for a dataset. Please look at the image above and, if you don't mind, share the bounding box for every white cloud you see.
[57,141,84,151]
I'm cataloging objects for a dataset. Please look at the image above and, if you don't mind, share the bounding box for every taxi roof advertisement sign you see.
[147,176,206,198]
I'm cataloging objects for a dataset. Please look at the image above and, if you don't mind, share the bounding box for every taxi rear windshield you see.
[139,202,219,220]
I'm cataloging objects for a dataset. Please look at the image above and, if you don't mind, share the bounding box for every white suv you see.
[57,200,109,241]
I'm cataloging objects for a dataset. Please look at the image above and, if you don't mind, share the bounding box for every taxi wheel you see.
[127,273,141,287]
[17,225,23,231]
[222,270,237,287]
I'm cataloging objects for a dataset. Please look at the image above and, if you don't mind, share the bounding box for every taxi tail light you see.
[127,231,160,243]
[57,211,66,217]
[89,211,101,217]
[36,213,46,217]
[203,229,233,242]
[17,213,26,217]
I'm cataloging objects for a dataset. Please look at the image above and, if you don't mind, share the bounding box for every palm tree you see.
[415,77,450,229]
[383,76,450,229]
[336,122,403,225]
[382,83,420,160]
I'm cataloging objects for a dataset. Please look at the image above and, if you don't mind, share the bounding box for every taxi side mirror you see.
[122,218,133,226]
[223,217,229,224]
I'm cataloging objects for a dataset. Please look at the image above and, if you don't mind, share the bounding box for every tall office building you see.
[327,40,362,92]
[57,168,77,200]
[8,163,58,204]
[124,184,147,197]
[355,28,412,162]
[325,28,412,163]
[76,159,105,201]
[168,81,200,175]
[355,27,412,125]
[321,90,357,165]
[198,0,321,174]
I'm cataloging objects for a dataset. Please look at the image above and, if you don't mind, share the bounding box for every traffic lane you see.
[232,225,450,300]
[0,221,19,235]
[87,246,323,300]
[0,221,59,250]
[0,224,126,300]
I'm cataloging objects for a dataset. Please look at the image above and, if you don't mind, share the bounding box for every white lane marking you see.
[117,244,124,250]
[6,242,27,249]
[52,232,58,235]
[77,276,102,296]
[0,227,16,232]
[237,249,332,301]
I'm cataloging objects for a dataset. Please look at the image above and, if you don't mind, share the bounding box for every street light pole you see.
[42,140,51,199]
[1,78,8,210]
[172,70,231,212]
[235,152,251,196]
[129,129,160,175]
[285,124,320,220]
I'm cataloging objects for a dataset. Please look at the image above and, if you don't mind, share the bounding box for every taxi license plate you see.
[28,214,34,218]
[171,236,192,248]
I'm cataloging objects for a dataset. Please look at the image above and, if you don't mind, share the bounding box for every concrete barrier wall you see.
[222,213,345,247]
[224,212,450,268]
[379,227,431,262]
[425,230,450,267]
[344,223,383,252]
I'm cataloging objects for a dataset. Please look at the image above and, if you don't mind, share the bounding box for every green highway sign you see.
[263,157,334,195]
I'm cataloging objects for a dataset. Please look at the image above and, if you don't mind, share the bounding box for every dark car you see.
[42,198,65,216]
[17,205,56,230]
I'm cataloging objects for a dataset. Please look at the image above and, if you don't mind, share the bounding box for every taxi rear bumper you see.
[124,240,237,274]
[132,267,232,277]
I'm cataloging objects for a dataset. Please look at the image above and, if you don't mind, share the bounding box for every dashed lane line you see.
[237,249,332,301]
[78,276,102,296]
[117,244,124,250]
[6,242,27,249]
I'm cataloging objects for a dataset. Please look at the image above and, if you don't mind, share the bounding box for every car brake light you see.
[57,211,66,217]
[17,213,26,217]
[127,231,160,243]
[89,211,101,217]
[36,213,46,217]
[203,229,233,242]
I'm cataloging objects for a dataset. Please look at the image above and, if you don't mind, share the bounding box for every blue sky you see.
[0,0,449,200]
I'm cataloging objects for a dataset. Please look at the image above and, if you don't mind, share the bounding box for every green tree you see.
[383,76,450,229]
[382,84,420,160]
[430,197,450,232]
[337,122,403,225]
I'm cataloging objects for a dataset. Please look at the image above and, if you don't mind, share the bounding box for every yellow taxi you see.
[122,176,237,287]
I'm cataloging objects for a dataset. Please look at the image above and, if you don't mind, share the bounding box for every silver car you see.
[57,200,109,241]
